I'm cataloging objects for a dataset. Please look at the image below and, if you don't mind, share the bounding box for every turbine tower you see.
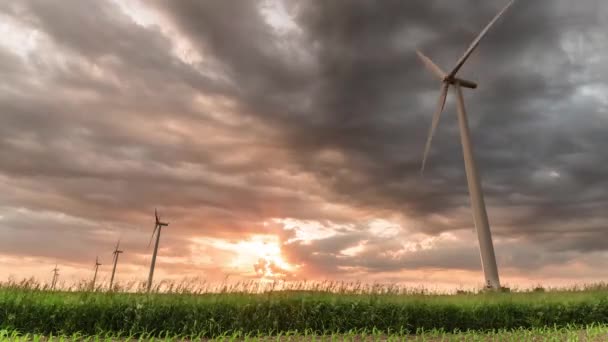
[51,264,59,290]
[91,256,101,290]
[416,0,516,290]
[147,209,169,292]
[109,239,123,290]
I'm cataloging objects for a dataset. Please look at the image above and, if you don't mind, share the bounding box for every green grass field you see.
[2,326,608,341]
[2,281,608,340]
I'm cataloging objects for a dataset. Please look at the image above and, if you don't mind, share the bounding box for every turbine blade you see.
[448,0,515,78]
[421,82,450,174]
[155,208,159,224]
[148,224,158,248]
[416,50,446,80]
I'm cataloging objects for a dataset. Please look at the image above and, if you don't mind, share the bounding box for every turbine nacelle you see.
[154,208,169,227]
[447,77,477,89]
[113,240,123,255]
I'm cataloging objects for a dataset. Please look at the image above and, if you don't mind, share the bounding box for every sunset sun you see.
[201,235,296,279]
[236,236,295,279]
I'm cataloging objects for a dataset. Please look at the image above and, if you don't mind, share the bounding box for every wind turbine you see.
[416,0,516,290]
[109,239,123,290]
[91,256,101,290]
[51,264,59,290]
[147,209,169,292]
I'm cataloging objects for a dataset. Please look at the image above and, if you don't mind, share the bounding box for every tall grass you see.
[5,277,608,295]
[1,277,462,295]
[2,280,608,338]
[2,324,608,341]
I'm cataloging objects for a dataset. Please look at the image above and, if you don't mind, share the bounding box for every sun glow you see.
[238,236,295,279]
[199,235,296,279]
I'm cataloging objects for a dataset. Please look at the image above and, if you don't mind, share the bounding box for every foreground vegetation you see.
[2,287,608,338]
[2,325,608,341]
[2,280,608,339]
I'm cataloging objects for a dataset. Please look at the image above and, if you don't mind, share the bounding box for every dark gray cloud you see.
[0,0,607,284]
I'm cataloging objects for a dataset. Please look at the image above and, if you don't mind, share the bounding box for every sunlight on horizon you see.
[193,234,296,280]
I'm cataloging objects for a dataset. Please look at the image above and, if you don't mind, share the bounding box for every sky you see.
[0,0,607,289]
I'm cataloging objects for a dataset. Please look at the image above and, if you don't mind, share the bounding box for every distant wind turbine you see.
[147,209,169,292]
[51,264,59,290]
[109,239,123,290]
[416,0,516,290]
[91,256,101,290]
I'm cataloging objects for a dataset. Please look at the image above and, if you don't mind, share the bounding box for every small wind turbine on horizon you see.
[416,0,516,290]
[91,256,101,290]
[109,239,123,290]
[51,264,59,290]
[147,209,169,292]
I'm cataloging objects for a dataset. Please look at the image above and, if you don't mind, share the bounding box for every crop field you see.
[2,281,608,341]
[2,325,608,341]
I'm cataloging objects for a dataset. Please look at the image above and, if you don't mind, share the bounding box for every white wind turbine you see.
[417,0,516,290]
[91,256,101,290]
[51,264,59,291]
[147,209,169,292]
[109,239,123,290]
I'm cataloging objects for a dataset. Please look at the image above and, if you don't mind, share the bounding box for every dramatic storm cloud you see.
[1,0,607,288]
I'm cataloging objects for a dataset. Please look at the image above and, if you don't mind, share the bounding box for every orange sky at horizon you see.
[2,215,607,291]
